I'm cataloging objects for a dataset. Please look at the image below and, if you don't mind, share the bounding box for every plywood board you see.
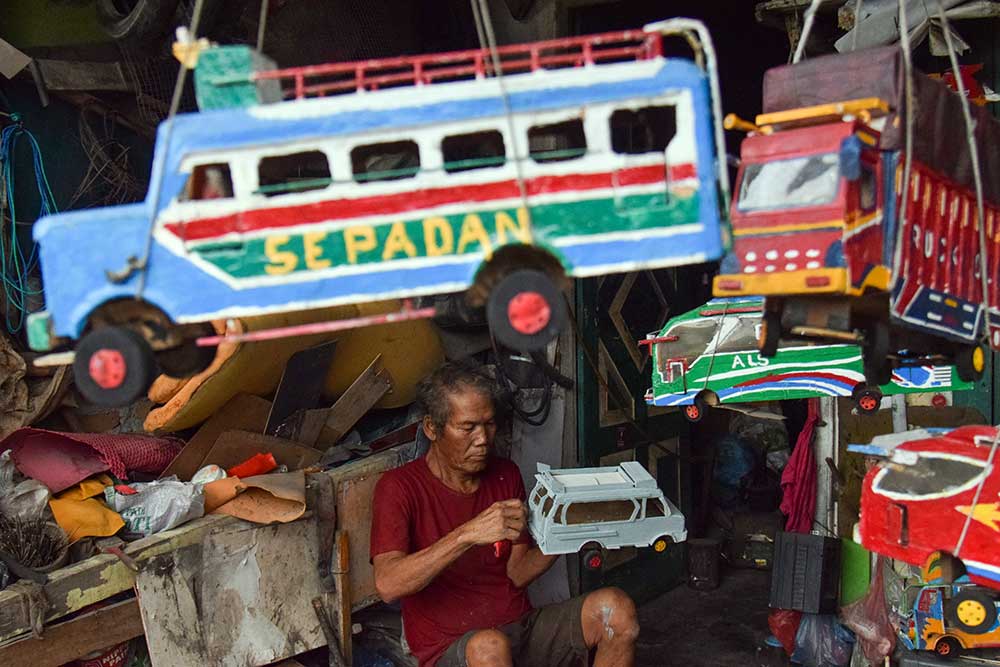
[136,519,326,667]
[205,430,322,471]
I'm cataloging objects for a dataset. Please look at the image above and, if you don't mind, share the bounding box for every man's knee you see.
[465,628,512,667]
[583,586,640,644]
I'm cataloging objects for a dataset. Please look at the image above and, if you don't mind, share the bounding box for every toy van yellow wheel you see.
[934,636,962,658]
[652,536,673,553]
[946,589,997,635]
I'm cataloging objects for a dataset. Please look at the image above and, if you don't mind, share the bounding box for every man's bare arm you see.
[506,542,558,589]
[373,499,525,603]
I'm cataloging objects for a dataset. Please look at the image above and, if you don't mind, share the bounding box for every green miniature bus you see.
[645,298,970,421]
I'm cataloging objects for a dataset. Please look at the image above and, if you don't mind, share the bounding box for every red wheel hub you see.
[587,554,603,570]
[89,348,127,389]
[859,395,878,411]
[508,291,551,335]
[685,405,700,419]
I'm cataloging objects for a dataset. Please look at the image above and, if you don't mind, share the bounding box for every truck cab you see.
[714,99,889,302]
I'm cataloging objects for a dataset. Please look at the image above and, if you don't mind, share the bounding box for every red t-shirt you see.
[370,455,533,667]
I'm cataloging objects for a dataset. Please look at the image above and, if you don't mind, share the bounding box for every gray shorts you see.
[436,595,589,667]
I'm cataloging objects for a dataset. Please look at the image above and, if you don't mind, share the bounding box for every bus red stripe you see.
[734,371,855,388]
[165,163,695,242]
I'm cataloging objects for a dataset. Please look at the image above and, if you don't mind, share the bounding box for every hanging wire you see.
[0,121,56,333]
[792,0,824,63]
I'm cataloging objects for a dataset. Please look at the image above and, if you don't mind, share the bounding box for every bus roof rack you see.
[254,29,663,100]
[755,97,891,131]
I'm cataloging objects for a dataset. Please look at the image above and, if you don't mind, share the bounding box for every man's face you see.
[425,386,497,475]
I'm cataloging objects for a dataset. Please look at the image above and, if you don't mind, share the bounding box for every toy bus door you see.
[167,158,247,253]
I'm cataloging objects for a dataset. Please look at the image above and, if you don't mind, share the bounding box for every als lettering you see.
[730,353,769,370]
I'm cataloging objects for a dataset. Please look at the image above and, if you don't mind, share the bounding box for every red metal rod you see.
[195,305,438,347]
[637,335,679,347]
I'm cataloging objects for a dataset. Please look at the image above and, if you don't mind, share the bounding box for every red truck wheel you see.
[852,384,882,414]
[934,636,962,658]
[487,269,566,352]
[73,327,155,407]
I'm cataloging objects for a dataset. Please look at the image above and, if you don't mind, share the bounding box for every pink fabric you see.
[780,399,819,533]
[2,428,183,493]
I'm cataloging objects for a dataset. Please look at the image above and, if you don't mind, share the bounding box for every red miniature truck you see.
[712,47,1000,385]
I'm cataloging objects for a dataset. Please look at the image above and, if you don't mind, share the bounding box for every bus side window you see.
[442,130,506,173]
[609,106,676,155]
[860,165,877,212]
[528,119,586,163]
[258,150,332,197]
[564,500,636,524]
[181,163,233,201]
[351,140,420,182]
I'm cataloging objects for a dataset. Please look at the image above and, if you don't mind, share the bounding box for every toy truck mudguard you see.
[850,426,1000,592]
[30,19,729,407]
[712,47,1000,384]
[645,297,969,421]
[527,462,686,562]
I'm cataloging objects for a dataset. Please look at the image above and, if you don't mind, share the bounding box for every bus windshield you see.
[658,318,718,370]
[737,153,841,212]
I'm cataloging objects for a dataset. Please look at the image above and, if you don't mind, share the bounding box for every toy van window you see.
[646,498,666,517]
[442,131,506,173]
[258,150,332,197]
[609,106,675,155]
[541,495,554,518]
[528,119,586,163]
[737,153,840,212]
[564,500,636,525]
[873,456,987,498]
[181,163,233,201]
[657,318,717,374]
[860,166,877,212]
[351,140,420,182]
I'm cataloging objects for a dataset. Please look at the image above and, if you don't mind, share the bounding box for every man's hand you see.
[460,499,527,545]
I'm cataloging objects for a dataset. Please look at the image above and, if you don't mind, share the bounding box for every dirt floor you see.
[636,566,774,667]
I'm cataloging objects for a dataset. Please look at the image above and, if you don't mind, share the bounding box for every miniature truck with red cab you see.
[713,47,1000,385]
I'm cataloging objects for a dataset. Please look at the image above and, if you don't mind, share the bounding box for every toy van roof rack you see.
[535,461,658,498]
[755,97,891,131]
[254,29,663,100]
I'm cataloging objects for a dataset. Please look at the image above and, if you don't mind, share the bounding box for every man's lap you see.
[435,595,589,667]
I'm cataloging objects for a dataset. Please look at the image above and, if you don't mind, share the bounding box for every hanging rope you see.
[470,0,534,227]
[933,0,998,559]
[135,0,208,298]
[852,0,864,51]
[0,119,56,333]
[256,0,269,52]
[792,0,824,63]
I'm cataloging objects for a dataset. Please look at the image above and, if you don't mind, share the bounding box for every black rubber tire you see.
[759,309,781,358]
[96,0,180,45]
[863,322,892,386]
[155,340,217,378]
[683,393,711,423]
[945,589,998,635]
[486,269,566,352]
[73,327,155,408]
[852,384,883,415]
[581,546,604,572]
[934,636,962,659]
[956,345,986,383]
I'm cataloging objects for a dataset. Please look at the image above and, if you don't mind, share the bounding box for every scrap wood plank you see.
[205,430,323,471]
[136,517,327,666]
[301,355,394,447]
[0,597,143,667]
[0,514,234,643]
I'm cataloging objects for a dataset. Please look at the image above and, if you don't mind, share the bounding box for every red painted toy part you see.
[587,554,603,570]
[88,349,126,389]
[508,291,551,335]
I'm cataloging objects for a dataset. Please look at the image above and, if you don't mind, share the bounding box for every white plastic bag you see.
[107,477,204,536]
[0,450,50,520]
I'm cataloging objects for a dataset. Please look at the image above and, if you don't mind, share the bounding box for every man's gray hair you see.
[416,360,502,429]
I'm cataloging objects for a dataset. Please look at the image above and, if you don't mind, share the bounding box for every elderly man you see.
[371,361,639,667]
